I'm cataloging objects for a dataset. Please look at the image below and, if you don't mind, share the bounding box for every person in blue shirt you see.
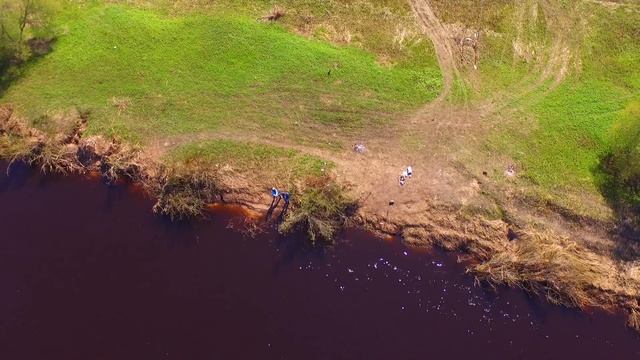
[279,192,291,220]
[267,187,281,220]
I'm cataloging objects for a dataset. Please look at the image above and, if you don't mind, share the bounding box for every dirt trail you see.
[489,0,575,111]
[409,0,459,99]
[149,118,481,213]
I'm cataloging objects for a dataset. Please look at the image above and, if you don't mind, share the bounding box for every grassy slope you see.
[431,0,525,96]
[432,1,640,217]
[167,139,330,189]
[508,4,640,204]
[1,3,441,149]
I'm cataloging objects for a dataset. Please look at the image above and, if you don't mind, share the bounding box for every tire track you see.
[409,0,460,99]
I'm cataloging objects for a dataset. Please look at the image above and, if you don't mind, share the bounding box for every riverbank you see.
[2,105,640,335]
[1,0,639,338]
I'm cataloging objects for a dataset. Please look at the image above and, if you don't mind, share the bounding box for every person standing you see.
[279,192,291,219]
[268,187,281,215]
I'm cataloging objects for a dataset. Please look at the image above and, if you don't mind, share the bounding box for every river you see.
[0,162,638,359]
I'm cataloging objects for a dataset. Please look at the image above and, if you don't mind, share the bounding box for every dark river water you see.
[0,162,639,360]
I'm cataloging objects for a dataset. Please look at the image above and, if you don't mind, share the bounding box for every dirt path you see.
[409,0,460,99]
[488,0,575,111]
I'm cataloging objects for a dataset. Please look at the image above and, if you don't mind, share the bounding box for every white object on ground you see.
[354,144,366,153]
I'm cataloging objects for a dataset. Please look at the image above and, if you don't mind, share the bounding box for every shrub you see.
[279,176,357,244]
[604,101,640,207]
[262,5,285,22]
[152,171,221,221]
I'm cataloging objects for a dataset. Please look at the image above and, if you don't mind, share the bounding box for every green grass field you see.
[1,3,441,145]
[167,139,330,186]
[514,4,638,192]
[459,1,640,215]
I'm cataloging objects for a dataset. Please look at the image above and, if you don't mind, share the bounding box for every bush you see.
[604,101,640,207]
[152,171,221,221]
[279,176,358,244]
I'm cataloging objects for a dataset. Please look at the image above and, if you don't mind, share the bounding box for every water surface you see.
[0,163,638,359]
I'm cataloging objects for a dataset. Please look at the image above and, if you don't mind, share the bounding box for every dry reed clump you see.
[370,202,640,332]
[152,170,222,221]
[0,103,223,223]
[629,307,640,332]
[77,135,113,166]
[396,206,510,261]
[1,106,87,175]
[10,139,82,174]
[110,97,131,114]
[0,105,38,138]
[59,110,89,144]
[262,6,285,22]
[99,142,148,185]
[0,104,227,223]
[472,231,618,308]
[279,175,358,244]
[0,104,154,182]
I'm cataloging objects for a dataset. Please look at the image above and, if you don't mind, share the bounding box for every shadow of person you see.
[266,196,281,221]
[277,201,289,222]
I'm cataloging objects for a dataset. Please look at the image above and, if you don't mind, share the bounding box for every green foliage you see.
[0,0,58,81]
[90,0,439,69]
[603,101,640,207]
[279,176,357,244]
[512,80,632,189]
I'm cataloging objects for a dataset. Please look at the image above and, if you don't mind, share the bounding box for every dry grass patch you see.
[261,5,285,22]
[152,169,222,221]
[473,230,634,308]
[111,96,131,114]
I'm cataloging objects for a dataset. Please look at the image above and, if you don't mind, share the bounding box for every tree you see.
[0,0,56,76]
[609,101,640,192]
[601,100,640,224]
